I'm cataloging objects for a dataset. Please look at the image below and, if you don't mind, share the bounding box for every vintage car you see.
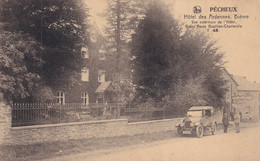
[175,106,217,138]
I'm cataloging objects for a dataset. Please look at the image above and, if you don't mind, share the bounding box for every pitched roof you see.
[233,76,260,91]
[95,81,111,93]
[221,68,238,86]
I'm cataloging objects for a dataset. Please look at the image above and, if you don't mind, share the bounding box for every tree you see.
[176,30,227,108]
[1,0,90,89]
[0,30,42,103]
[131,1,228,108]
[104,0,148,76]
[162,76,208,110]
[103,0,148,103]
[131,0,181,103]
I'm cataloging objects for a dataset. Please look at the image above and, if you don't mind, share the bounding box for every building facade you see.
[54,22,114,105]
[221,68,260,120]
[232,76,260,120]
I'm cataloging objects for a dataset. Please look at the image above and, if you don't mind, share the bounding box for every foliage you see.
[109,73,135,104]
[131,0,181,103]
[32,86,56,103]
[131,1,228,109]
[177,30,227,108]
[1,0,90,89]
[104,0,147,45]
[103,0,148,103]
[162,76,208,110]
[0,30,42,103]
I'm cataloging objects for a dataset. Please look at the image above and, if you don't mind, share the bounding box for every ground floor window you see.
[57,91,65,105]
[81,92,89,105]
[97,93,104,103]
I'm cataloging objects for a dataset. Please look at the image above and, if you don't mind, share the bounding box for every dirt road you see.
[46,122,260,161]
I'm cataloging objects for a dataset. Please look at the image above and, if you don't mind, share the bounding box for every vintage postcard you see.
[0,0,260,160]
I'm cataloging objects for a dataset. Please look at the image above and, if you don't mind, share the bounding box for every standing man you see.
[234,111,240,133]
[222,112,229,133]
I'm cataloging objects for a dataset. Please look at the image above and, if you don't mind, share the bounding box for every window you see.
[81,47,89,59]
[98,45,106,54]
[97,93,104,103]
[81,93,89,105]
[57,91,65,105]
[98,69,105,82]
[81,67,89,81]
[205,110,211,117]
[187,111,202,117]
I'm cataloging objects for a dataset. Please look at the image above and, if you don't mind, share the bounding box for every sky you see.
[85,0,260,83]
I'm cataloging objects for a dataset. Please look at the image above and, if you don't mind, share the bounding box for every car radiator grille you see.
[184,121,191,128]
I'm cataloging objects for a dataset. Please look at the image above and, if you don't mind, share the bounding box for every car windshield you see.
[187,110,203,117]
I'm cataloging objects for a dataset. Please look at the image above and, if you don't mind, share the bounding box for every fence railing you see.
[11,103,124,127]
[121,107,186,122]
[11,103,186,127]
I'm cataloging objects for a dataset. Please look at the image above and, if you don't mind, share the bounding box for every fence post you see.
[59,104,61,123]
[116,105,121,119]
[163,108,165,119]
[103,103,107,119]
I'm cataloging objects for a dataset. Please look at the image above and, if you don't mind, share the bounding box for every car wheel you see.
[211,123,217,135]
[175,126,183,136]
[196,124,204,138]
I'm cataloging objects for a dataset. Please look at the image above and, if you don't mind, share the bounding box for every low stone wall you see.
[0,102,11,146]
[2,117,182,146]
[127,118,182,135]
[0,100,182,146]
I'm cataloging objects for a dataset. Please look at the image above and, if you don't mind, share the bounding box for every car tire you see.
[175,126,183,136]
[211,123,217,135]
[196,124,204,138]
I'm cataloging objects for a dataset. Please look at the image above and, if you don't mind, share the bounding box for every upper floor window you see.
[57,91,65,105]
[81,47,89,59]
[81,92,89,105]
[81,67,89,82]
[98,69,105,82]
[98,45,106,60]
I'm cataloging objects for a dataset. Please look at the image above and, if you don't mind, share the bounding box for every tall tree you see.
[174,30,227,108]
[1,0,90,89]
[103,0,148,103]
[131,0,181,102]
[131,1,227,108]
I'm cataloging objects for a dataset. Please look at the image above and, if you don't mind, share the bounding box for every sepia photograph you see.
[0,0,260,160]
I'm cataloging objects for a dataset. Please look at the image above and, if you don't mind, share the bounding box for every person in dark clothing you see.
[234,111,241,133]
[222,113,229,133]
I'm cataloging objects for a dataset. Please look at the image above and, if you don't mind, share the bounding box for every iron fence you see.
[120,107,186,122]
[11,103,186,127]
[11,103,124,127]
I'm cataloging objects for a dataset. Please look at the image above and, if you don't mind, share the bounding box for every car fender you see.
[194,122,201,126]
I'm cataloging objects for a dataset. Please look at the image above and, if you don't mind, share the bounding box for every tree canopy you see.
[1,0,90,89]
[131,1,227,108]
[131,1,181,102]
[0,30,42,103]
[1,0,91,102]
